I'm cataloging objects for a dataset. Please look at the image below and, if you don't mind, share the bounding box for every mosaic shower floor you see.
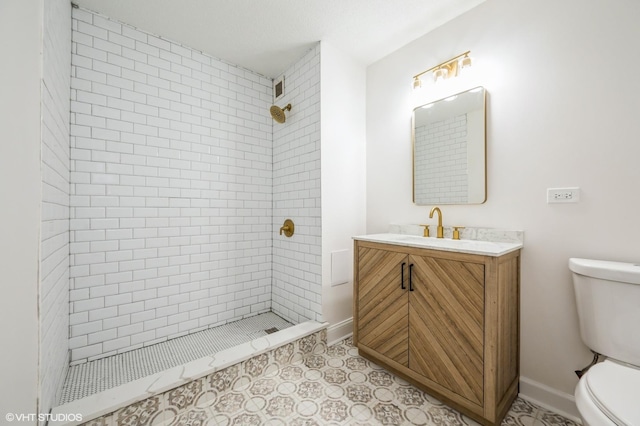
[139,337,580,426]
[61,312,293,404]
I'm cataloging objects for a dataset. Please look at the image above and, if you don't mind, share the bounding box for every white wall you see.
[272,45,323,324]
[367,0,640,417]
[0,0,43,417]
[40,0,71,415]
[69,8,273,363]
[320,42,367,340]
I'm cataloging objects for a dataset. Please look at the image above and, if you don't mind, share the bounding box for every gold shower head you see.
[270,104,292,124]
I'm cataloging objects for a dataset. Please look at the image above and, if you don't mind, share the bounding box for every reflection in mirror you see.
[413,86,486,205]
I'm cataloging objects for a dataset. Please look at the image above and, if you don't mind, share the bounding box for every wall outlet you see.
[547,187,580,203]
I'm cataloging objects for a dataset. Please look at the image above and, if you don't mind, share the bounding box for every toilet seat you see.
[576,359,640,426]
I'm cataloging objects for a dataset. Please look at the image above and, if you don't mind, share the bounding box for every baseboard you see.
[519,376,582,424]
[327,317,353,346]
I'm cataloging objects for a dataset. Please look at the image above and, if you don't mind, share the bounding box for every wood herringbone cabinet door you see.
[408,254,485,405]
[357,246,409,366]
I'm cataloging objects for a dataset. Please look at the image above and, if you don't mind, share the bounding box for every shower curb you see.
[52,321,328,425]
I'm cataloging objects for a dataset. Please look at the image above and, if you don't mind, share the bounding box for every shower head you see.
[270,104,292,124]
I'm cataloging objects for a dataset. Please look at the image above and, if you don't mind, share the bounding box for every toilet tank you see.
[569,258,640,367]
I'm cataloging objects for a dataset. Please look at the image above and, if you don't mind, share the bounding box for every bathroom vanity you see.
[353,233,522,426]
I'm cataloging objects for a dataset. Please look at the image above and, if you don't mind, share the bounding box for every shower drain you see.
[264,327,279,334]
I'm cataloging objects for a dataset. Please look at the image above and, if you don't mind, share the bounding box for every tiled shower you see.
[22,0,380,416]
[67,7,322,362]
[39,4,325,414]
[40,0,72,415]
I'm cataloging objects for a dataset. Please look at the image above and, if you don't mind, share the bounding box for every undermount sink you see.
[353,233,522,256]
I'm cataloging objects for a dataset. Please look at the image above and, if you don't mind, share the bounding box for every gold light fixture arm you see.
[412,51,471,81]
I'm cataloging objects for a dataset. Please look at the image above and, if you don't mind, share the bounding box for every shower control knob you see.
[279,219,295,237]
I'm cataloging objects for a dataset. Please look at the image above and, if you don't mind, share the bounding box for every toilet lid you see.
[585,360,640,426]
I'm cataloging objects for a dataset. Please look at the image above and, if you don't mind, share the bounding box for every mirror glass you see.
[413,86,486,205]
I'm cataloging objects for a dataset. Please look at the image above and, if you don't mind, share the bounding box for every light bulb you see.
[433,67,448,82]
[413,77,422,89]
[460,55,472,69]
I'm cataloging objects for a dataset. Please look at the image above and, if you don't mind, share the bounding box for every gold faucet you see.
[429,207,444,238]
[452,226,465,240]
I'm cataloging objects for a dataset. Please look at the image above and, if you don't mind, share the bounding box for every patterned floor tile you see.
[169,337,580,426]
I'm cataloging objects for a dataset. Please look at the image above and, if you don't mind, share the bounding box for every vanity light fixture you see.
[412,51,472,89]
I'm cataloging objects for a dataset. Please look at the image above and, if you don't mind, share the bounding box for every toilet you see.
[570,258,640,426]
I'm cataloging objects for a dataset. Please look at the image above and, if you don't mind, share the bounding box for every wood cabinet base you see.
[354,240,521,426]
[358,346,518,426]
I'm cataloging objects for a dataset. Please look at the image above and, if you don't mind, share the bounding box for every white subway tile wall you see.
[41,0,72,415]
[272,46,323,324]
[414,114,468,204]
[69,8,274,363]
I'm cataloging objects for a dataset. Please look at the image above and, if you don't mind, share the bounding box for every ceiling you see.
[73,0,485,79]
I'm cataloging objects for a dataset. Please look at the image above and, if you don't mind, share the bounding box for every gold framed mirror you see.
[412,86,486,205]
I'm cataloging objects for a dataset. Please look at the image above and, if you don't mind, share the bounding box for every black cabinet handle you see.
[409,264,414,291]
[401,262,406,289]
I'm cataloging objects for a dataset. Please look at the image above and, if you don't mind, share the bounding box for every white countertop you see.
[353,233,523,257]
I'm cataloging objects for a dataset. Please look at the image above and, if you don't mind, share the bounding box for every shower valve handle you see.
[279,219,295,237]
